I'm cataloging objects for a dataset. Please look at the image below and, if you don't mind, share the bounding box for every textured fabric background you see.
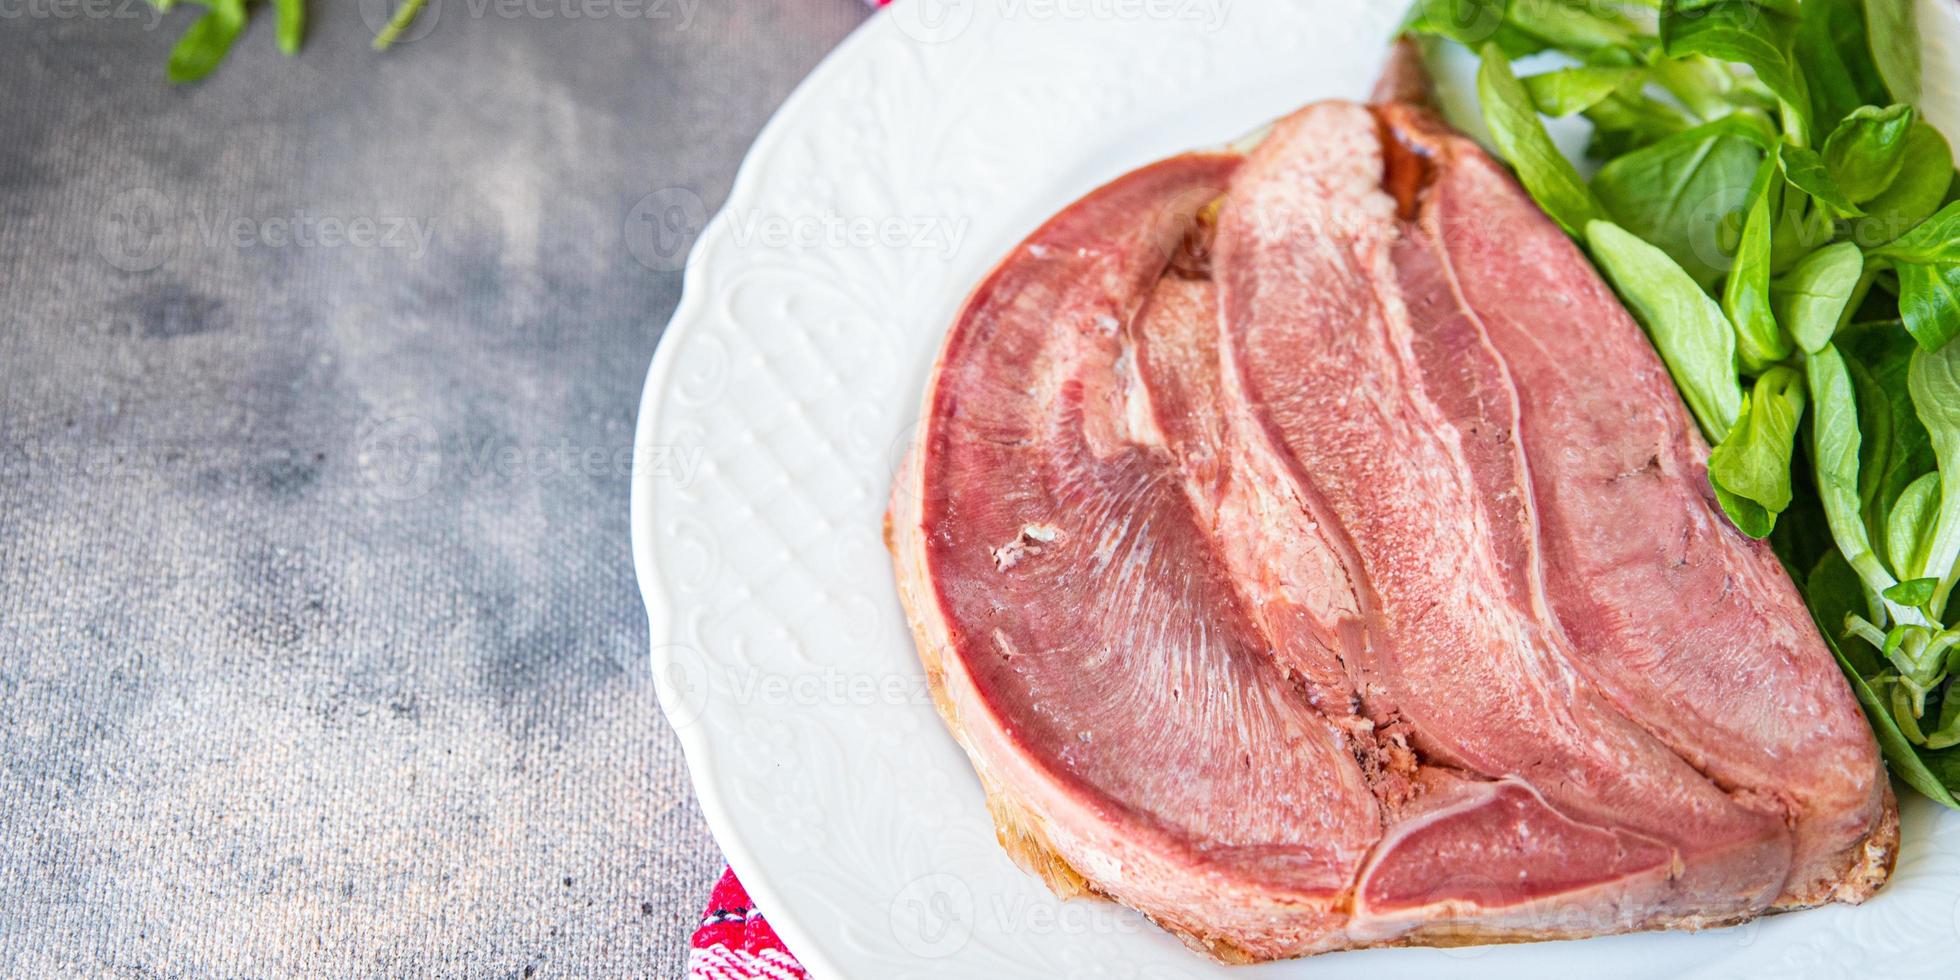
[0,2,865,975]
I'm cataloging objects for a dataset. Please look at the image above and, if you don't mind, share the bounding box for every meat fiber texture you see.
[884,92,1896,962]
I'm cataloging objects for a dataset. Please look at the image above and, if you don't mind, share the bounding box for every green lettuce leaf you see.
[1794,0,1890,134]
[1887,473,1942,581]
[1710,367,1806,527]
[1894,263,1960,352]
[1805,550,1959,807]
[1593,116,1768,288]
[1908,342,1960,616]
[1587,219,1743,440]
[1780,143,1865,217]
[1863,0,1922,105]
[1856,122,1955,247]
[1524,65,1644,117]
[1724,155,1788,369]
[1874,202,1960,266]
[1660,0,1809,138]
[166,0,249,84]
[1770,242,1863,353]
[1809,343,1898,596]
[1477,44,1604,237]
[1822,104,1917,204]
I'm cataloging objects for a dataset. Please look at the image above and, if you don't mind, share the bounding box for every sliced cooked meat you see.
[888,154,1384,960]
[1214,100,1791,926]
[1372,103,1894,905]
[888,93,1894,963]
[1384,109,1893,909]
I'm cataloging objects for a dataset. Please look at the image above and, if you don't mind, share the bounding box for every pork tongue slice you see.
[890,153,1382,961]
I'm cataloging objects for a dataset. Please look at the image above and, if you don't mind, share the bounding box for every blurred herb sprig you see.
[152,0,425,83]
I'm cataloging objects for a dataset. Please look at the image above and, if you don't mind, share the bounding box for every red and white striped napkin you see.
[685,867,808,980]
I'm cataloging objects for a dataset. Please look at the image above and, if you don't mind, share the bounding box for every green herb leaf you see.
[1770,170,1834,272]
[1651,55,1746,120]
[1780,143,1866,217]
[1856,122,1956,247]
[1806,548,1953,781]
[1895,263,1960,352]
[1822,104,1917,203]
[1884,577,1940,606]
[1593,117,1767,288]
[1709,367,1806,524]
[1660,0,1809,137]
[1476,44,1604,237]
[166,0,249,84]
[1510,0,1643,57]
[1874,202,1960,266]
[1908,342,1960,616]
[1863,0,1922,105]
[1795,0,1891,134]
[1586,219,1743,440]
[1772,455,1839,576]
[1886,472,1941,580]
[273,0,305,56]
[1724,156,1788,369]
[1808,343,1898,596]
[1403,0,1544,57]
[1805,553,1960,808]
[1770,241,1863,352]
[1583,91,1701,157]
[1524,66,1643,118]
[1716,482,1777,536]
[374,0,430,52]
[1843,324,1938,568]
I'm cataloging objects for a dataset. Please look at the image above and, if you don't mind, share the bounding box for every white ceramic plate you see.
[633,3,1960,976]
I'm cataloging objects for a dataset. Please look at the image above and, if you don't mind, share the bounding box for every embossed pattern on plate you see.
[633,3,1960,976]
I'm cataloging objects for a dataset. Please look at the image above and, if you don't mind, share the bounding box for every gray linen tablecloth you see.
[0,2,865,974]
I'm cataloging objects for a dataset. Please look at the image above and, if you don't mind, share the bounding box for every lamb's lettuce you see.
[1524,66,1644,117]
[1780,144,1866,217]
[1586,220,1743,440]
[1727,157,1789,369]
[1659,0,1809,138]
[1887,473,1940,582]
[1476,45,1603,237]
[1858,122,1956,246]
[1771,243,1863,353]
[1862,0,1921,105]
[1711,368,1806,533]
[1822,104,1917,204]
[1909,342,1960,617]
[1895,263,1960,352]
[1794,0,1892,133]
[1811,345,1899,596]
[1807,550,1959,808]
[1594,117,1768,288]
[1876,203,1960,266]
